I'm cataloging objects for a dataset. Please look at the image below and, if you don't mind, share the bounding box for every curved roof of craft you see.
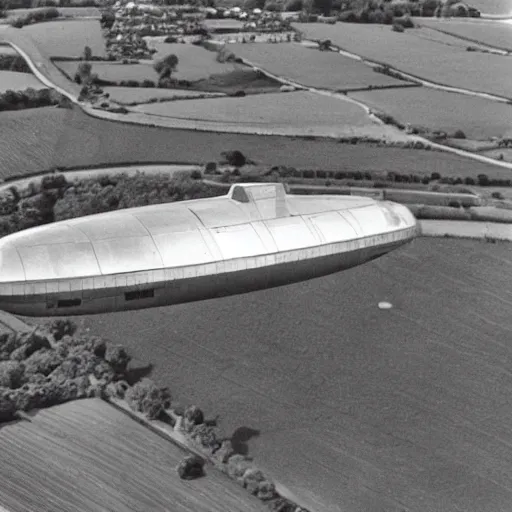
[0,184,416,283]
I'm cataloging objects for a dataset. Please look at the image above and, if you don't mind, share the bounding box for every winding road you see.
[3,25,512,170]
[4,22,512,512]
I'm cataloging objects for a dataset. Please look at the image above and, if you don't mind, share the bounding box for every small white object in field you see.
[378,301,393,310]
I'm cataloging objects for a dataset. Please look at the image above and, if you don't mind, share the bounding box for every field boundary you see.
[419,219,512,240]
[292,29,512,103]
[4,33,512,169]
[417,21,512,54]
[0,309,314,512]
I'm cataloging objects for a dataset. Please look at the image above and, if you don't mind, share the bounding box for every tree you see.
[125,378,171,419]
[153,54,179,79]
[83,46,92,61]
[76,61,92,84]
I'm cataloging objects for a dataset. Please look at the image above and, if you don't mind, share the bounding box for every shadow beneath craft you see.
[230,426,261,456]
[124,363,154,386]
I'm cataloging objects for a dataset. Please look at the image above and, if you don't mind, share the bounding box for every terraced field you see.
[104,86,226,105]
[1,106,510,180]
[226,42,411,90]
[20,19,106,58]
[0,399,266,512]
[0,70,44,92]
[50,238,512,512]
[294,23,512,98]
[419,19,512,52]
[349,87,512,139]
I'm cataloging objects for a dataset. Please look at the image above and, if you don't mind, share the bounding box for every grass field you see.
[47,238,512,512]
[56,61,159,82]
[0,70,44,91]
[6,6,101,17]
[104,86,225,104]
[147,42,238,81]
[202,18,245,31]
[57,44,240,83]
[226,42,411,91]
[1,106,511,178]
[1,106,510,180]
[21,19,106,58]
[469,0,511,14]
[136,90,374,128]
[294,23,512,98]
[419,19,512,51]
[349,87,512,139]
[0,399,266,512]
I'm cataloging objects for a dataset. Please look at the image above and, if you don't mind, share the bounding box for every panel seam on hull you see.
[186,207,224,261]
[13,246,27,282]
[69,223,104,276]
[0,227,416,293]
[127,213,165,269]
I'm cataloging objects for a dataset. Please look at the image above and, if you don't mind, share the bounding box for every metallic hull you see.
[0,183,417,316]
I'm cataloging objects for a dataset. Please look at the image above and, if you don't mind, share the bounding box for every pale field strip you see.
[134,90,376,127]
[5,29,512,170]
[294,23,512,100]
[0,399,267,512]
[21,19,106,58]
[103,86,226,105]
[349,87,512,140]
[0,70,45,92]
[418,18,512,53]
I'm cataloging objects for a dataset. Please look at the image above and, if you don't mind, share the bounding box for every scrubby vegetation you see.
[0,53,31,74]
[0,320,128,423]
[0,170,223,238]
[335,0,479,23]
[0,87,68,112]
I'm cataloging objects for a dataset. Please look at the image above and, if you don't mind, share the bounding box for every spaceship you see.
[0,183,417,316]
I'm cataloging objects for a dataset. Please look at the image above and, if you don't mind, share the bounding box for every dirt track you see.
[29,237,509,512]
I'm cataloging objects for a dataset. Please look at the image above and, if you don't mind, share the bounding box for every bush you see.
[23,349,63,378]
[452,129,466,139]
[477,174,490,186]
[48,319,77,341]
[105,344,131,375]
[491,191,504,200]
[0,361,25,389]
[204,162,218,174]
[221,150,247,167]
[190,423,220,450]
[177,454,205,480]
[392,21,405,32]
[125,378,171,419]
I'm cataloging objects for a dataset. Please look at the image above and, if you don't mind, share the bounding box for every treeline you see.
[0,319,131,423]
[0,87,69,111]
[0,319,309,512]
[209,163,510,189]
[0,54,31,73]
[336,0,480,20]
[10,6,59,27]
[0,171,222,238]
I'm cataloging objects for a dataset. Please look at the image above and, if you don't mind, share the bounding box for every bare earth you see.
[27,238,512,512]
